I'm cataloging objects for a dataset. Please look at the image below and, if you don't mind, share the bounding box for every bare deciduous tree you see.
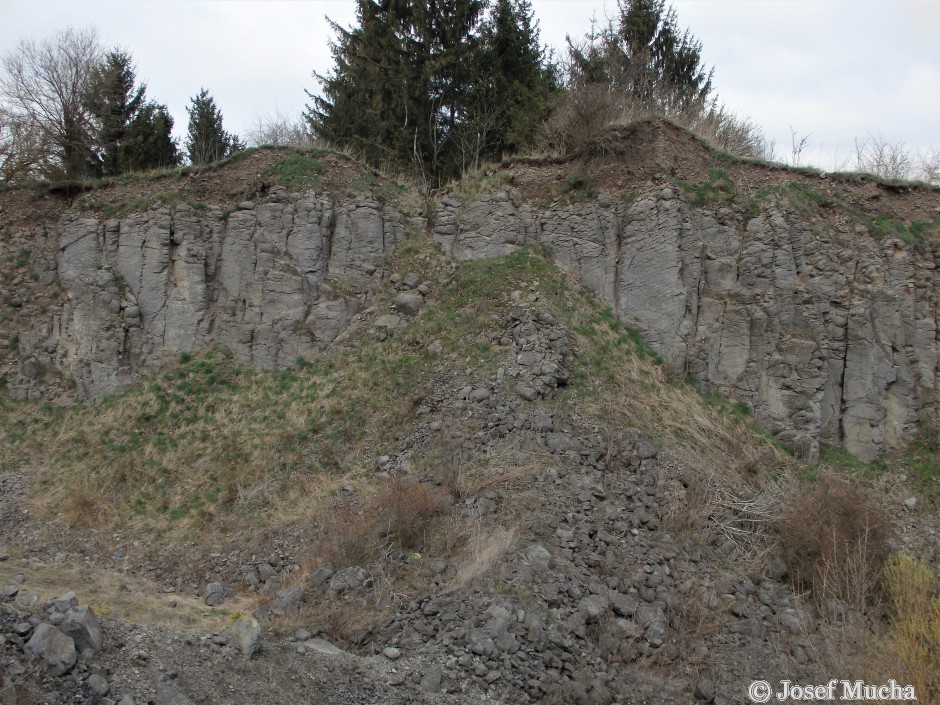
[0,106,49,182]
[0,26,103,180]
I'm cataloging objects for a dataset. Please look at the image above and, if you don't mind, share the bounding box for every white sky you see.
[1,0,938,170]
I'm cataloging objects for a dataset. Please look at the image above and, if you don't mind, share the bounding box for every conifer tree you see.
[88,49,146,176]
[124,102,178,171]
[308,0,553,185]
[567,0,713,116]
[473,0,556,159]
[185,89,240,165]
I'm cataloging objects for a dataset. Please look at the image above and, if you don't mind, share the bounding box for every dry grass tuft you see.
[450,525,519,589]
[864,554,940,702]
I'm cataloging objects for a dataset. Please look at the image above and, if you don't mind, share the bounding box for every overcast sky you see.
[1,0,937,170]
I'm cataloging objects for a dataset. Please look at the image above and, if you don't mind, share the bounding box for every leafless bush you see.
[373,479,449,551]
[916,146,940,184]
[854,133,916,180]
[536,84,623,155]
[537,85,774,160]
[778,476,893,614]
[245,107,314,148]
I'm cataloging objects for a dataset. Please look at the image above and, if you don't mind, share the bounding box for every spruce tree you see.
[473,0,556,159]
[309,0,555,186]
[567,0,713,117]
[88,49,146,176]
[185,89,240,165]
[124,102,178,171]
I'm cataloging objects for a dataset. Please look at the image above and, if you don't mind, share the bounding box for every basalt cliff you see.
[2,120,938,462]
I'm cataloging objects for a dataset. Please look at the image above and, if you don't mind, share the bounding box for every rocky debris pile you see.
[374,271,432,340]
[225,302,830,704]
[1,591,114,703]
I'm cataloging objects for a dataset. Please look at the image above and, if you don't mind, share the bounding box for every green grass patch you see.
[672,169,735,207]
[347,169,408,201]
[262,154,326,191]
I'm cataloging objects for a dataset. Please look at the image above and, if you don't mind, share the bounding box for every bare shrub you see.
[245,107,313,148]
[917,146,940,184]
[372,479,448,551]
[536,84,622,155]
[778,476,893,613]
[317,504,379,568]
[854,133,916,180]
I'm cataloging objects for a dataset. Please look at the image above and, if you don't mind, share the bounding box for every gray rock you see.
[53,591,78,612]
[269,585,304,617]
[695,679,715,701]
[13,589,40,610]
[393,291,424,316]
[87,673,110,696]
[203,582,226,606]
[610,591,639,618]
[578,594,609,621]
[904,496,918,511]
[302,638,345,656]
[329,566,366,594]
[526,544,552,568]
[155,682,196,705]
[117,695,137,705]
[514,383,539,402]
[60,606,103,653]
[227,615,261,660]
[25,623,76,676]
[468,387,491,402]
[382,647,402,660]
[374,314,405,332]
[420,664,442,693]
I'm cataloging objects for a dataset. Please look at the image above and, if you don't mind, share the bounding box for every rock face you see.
[5,167,937,462]
[53,189,404,401]
[433,187,939,462]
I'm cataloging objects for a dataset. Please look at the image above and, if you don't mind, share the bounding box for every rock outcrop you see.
[50,189,404,401]
[433,186,939,462]
[3,145,938,463]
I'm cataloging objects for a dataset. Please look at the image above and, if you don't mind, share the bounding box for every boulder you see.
[25,623,76,676]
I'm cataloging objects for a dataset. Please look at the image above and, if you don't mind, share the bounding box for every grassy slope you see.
[0,234,785,543]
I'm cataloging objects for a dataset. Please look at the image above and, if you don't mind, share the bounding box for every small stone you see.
[88,673,110,696]
[53,592,78,612]
[155,682,195,705]
[393,292,424,316]
[695,678,715,701]
[420,664,442,693]
[382,647,402,661]
[203,582,226,606]
[514,384,539,402]
[13,589,41,610]
[269,584,304,617]
[525,544,552,568]
[903,496,918,511]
